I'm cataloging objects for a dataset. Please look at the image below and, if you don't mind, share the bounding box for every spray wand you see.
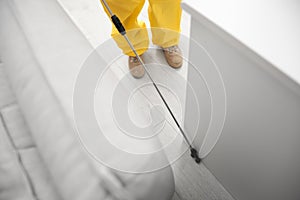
[101,0,201,163]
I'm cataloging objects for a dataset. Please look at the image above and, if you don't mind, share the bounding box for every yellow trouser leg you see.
[148,0,182,48]
[100,0,149,56]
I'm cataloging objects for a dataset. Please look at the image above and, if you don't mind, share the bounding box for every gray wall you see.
[184,15,300,200]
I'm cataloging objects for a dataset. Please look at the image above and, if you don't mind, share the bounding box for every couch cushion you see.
[0,64,15,109]
[0,117,31,200]
[0,104,62,200]
[1,105,34,149]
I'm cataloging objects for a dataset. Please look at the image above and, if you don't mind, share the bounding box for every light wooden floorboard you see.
[170,147,235,200]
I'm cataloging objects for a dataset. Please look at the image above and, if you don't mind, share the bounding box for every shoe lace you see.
[164,45,179,54]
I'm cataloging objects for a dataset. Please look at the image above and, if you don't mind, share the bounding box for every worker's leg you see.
[100,0,149,56]
[148,0,182,48]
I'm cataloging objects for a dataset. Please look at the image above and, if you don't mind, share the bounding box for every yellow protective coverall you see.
[101,0,182,56]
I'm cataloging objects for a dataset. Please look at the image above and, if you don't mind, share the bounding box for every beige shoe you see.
[163,45,183,68]
[128,55,145,79]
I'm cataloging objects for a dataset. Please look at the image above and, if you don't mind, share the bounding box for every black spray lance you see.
[101,0,201,164]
